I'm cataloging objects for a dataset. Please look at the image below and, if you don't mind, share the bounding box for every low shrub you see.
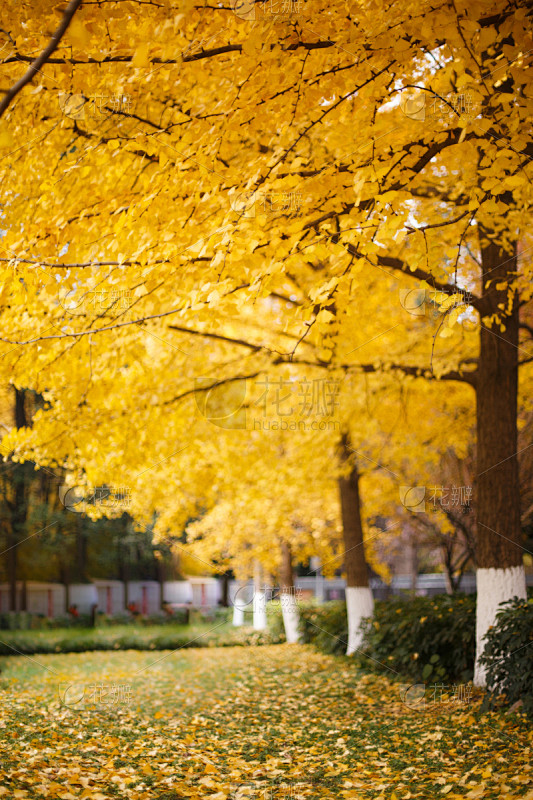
[479,596,533,716]
[299,593,476,682]
[298,601,348,655]
[152,633,202,650]
[0,612,33,631]
[359,593,476,683]
[266,603,287,642]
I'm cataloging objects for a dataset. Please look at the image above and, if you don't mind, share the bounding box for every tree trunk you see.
[220,573,229,607]
[279,540,300,643]
[118,518,129,607]
[408,529,418,597]
[232,580,245,626]
[157,558,165,610]
[442,562,454,596]
[75,515,88,582]
[21,580,27,612]
[252,560,267,630]
[7,540,17,612]
[474,231,526,685]
[8,388,29,612]
[338,432,374,655]
[439,537,454,595]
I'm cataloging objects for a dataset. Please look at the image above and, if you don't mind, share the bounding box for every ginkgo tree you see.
[0,0,532,686]
[184,429,341,641]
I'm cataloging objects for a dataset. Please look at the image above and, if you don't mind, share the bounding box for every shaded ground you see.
[0,644,530,799]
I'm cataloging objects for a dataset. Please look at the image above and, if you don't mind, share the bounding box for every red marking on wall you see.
[142,586,148,615]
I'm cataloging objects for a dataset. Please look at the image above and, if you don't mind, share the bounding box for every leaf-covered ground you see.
[0,644,530,799]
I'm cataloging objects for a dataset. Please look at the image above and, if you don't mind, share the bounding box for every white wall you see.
[189,580,219,607]
[0,582,66,616]
[93,581,126,615]
[69,584,99,614]
[127,581,160,615]
[162,581,193,604]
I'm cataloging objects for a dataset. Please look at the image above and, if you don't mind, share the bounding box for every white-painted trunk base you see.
[281,592,301,643]
[253,590,267,630]
[474,565,526,687]
[232,604,244,626]
[346,586,374,656]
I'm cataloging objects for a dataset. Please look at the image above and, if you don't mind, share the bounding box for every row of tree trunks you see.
[231,548,302,642]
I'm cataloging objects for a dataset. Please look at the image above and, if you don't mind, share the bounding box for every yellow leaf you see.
[456,73,471,89]
[132,43,150,66]
[466,785,486,798]
[0,126,14,148]
[67,17,90,47]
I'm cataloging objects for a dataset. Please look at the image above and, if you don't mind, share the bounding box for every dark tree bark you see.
[21,580,27,612]
[7,533,17,612]
[338,431,374,655]
[75,516,88,582]
[118,518,129,606]
[279,540,295,592]
[220,573,230,607]
[408,530,418,597]
[337,432,369,588]
[473,225,527,685]
[157,558,165,609]
[8,388,31,611]
[476,230,523,568]
[476,230,522,568]
[279,540,300,643]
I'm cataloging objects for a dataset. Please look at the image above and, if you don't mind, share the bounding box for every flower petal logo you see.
[399,485,426,513]
[399,88,426,121]
[59,485,86,513]
[399,683,426,710]
[195,377,247,430]
[229,780,303,799]
[58,683,85,708]
[399,287,427,317]
[230,191,256,218]
[58,285,86,316]
[233,584,255,610]
[58,92,86,120]
[230,0,256,20]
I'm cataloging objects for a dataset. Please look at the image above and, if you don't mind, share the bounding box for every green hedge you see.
[0,607,226,630]
[298,601,348,656]
[479,596,533,716]
[0,622,281,657]
[299,594,476,683]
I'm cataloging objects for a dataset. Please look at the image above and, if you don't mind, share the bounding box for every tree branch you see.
[329,236,482,310]
[3,38,336,70]
[168,324,267,353]
[0,0,84,119]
